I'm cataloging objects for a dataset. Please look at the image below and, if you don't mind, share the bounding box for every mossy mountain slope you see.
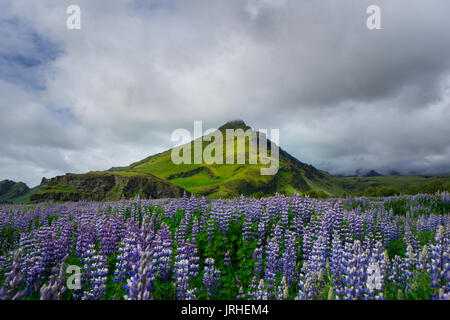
[0,180,30,203]
[109,120,335,197]
[7,120,450,202]
[30,171,188,202]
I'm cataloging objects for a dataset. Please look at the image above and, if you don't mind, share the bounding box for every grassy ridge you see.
[109,135,331,197]
[6,121,450,202]
[335,175,450,196]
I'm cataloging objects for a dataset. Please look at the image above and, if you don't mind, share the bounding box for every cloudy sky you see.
[1,0,450,187]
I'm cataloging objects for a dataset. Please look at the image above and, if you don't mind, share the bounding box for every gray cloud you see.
[1,0,450,186]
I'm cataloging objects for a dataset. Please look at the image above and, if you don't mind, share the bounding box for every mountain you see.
[355,169,383,177]
[31,120,335,201]
[7,120,450,203]
[108,120,335,198]
[364,170,383,177]
[29,171,188,202]
[0,180,30,203]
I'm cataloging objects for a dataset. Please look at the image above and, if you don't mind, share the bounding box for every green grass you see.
[122,143,283,197]
[36,182,81,195]
[334,175,450,195]
[9,122,450,202]
[9,186,41,203]
[104,183,125,200]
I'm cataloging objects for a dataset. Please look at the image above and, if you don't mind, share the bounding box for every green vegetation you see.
[106,121,335,198]
[4,121,450,203]
[0,180,29,203]
[405,180,450,195]
[339,175,450,197]
[36,182,82,195]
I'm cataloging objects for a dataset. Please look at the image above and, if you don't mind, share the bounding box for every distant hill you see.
[334,174,450,195]
[5,120,450,203]
[29,171,187,202]
[0,180,29,203]
[107,120,335,198]
[29,120,335,201]
[364,170,383,177]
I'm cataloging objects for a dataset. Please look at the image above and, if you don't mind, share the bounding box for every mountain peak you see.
[218,120,250,131]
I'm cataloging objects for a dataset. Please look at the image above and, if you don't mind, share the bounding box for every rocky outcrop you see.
[167,166,218,180]
[0,180,30,201]
[30,172,188,202]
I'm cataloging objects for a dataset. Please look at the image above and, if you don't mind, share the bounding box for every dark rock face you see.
[167,166,218,180]
[0,180,30,200]
[121,175,187,199]
[30,172,188,202]
[0,180,15,195]
[364,170,383,177]
[218,120,251,131]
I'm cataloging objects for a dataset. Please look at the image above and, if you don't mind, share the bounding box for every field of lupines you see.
[0,192,449,300]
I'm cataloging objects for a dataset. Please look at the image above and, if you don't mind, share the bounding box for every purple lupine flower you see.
[224,251,231,268]
[114,223,141,283]
[257,221,267,245]
[191,217,199,242]
[303,234,327,279]
[173,258,196,300]
[185,241,200,278]
[206,216,216,242]
[152,223,173,281]
[242,219,253,242]
[429,225,449,299]
[79,244,108,300]
[75,218,96,257]
[280,202,289,231]
[56,219,74,260]
[40,260,67,300]
[388,255,404,289]
[264,236,280,298]
[366,240,386,299]
[203,258,221,298]
[418,245,429,272]
[280,230,297,285]
[124,246,156,300]
[402,244,417,294]
[276,276,289,300]
[302,225,313,262]
[296,273,314,300]
[253,279,268,300]
[330,231,344,291]
[404,221,420,253]
[0,249,27,300]
[98,216,120,256]
[339,240,368,300]
[173,240,199,299]
[252,246,264,281]
[176,218,188,245]
[236,286,246,300]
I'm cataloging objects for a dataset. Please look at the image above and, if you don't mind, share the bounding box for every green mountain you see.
[0,180,30,203]
[29,171,187,202]
[6,120,450,203]
[107,120,335,198]
[27,120,335,201]
[334,174,450,196]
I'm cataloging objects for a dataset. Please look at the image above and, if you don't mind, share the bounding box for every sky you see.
[1,0,450,187]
